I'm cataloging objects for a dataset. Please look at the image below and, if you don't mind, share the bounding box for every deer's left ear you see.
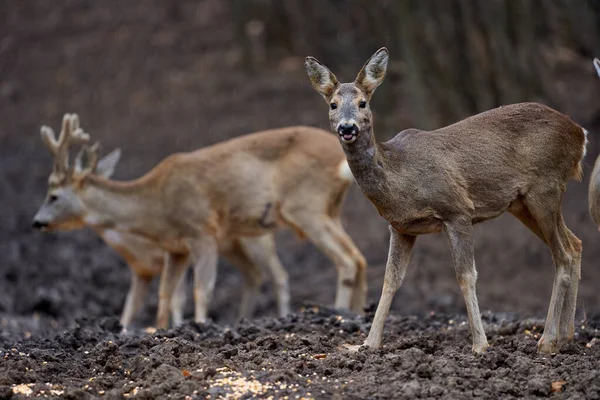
[355,47,389,97]
[96,149,122,178]
[594,58,600,79]
[305,56,339,101]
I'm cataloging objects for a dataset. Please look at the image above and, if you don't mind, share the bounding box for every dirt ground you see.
[2,1,600,399]
[0,308,598,400]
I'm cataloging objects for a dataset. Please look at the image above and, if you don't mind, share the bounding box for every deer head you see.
[305,47,389,144]
[33,113,121,231]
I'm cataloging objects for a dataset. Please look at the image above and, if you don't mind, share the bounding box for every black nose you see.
[32,220,48,230]
[337,123,358,135]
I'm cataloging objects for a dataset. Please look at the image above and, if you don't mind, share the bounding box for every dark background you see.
[1,0,600,335]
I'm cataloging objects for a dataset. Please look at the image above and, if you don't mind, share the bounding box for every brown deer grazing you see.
[306,47,586,354]
[33,114,367,329]
[34,141,291,330]
[589,57,600,228]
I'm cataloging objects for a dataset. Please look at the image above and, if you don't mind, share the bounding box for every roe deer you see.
[306,47,586,353]
[589,57,600,228]
[33,144,292,330]
[33,114,366,329]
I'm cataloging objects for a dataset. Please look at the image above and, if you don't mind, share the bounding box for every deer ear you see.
[594,58,600,79]
[95,148,122,178]
[355,47,389,97]
[305,56,339,101]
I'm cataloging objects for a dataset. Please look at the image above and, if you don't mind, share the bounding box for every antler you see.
[40,113,90,173]
[74,141,101,177]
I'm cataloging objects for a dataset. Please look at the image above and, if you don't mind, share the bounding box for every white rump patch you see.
[338,160,354,182]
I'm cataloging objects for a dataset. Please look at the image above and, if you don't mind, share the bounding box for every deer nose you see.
[337,123,358,135]
[32,220,48,230]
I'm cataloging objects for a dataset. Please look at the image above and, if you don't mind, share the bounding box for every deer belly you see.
[391,217,443,235]
[226,201,283,236]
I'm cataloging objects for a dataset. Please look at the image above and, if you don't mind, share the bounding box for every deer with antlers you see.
[306,48,586,353]
[33,114,367,329]
[589,57,600,229]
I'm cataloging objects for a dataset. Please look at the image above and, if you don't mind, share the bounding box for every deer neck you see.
[342,127,388,196]
[80,176,162,237]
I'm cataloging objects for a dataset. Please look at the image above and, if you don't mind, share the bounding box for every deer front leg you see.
[156,253,190,329]
[444,218,489,354]
[362,226,415,349]
[120,272,151,331]
[190,236,219,323]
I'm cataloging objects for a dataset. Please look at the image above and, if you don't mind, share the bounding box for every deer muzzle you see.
[337,123,358,143]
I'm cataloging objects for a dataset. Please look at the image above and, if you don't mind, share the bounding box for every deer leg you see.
[362,226,415,348]
[331,217,368,314]
[558,227,582,346]
[237,235,291,318]
[283,212,363,312]
[170,271,188,327]
[444,218,488,354]
[222,240,263,320]
[511,203,580,346]
[156,252,190,329]
[526,197,576,353]
[190,236,219,323]
[120,272,151,331]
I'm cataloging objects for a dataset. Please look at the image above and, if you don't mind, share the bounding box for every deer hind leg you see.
[511,200,582,348]
[558,228,582,346]
[120,272,151,331]
[223,239,265,320]
[525,192,580,353]
[170,271,188,327]
[444,217,489,353]
[236,235,291,318]
[282,210,365,313]
[156,252,190,329]
[331,217,367,313]
[363,226,415,348]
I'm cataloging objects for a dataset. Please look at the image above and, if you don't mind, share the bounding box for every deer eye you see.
[49,195,58,203]
[330,103,338,110]
[359,100,367,108]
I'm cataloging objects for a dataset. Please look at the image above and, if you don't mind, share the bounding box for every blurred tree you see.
[234,0,600,132]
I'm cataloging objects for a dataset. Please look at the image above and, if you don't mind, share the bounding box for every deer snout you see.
[32,220,49,230]
[337,123,359,143]
[338,123,358,135]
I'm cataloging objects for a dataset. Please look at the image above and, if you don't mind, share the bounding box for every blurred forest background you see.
[1,0,600,334]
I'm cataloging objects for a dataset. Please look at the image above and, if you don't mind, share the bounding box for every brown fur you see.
[34,119,367,329]
[306,47,585,354]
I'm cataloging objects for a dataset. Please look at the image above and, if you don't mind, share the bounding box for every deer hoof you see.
[538,335,559,354]
[342,344,362,353]
[472,342,490,354]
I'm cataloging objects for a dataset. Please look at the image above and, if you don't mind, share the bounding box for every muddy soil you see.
[1,308,599,399]
[2,1,600,399]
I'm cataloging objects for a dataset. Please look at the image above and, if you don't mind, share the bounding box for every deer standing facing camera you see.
[33,114,366,329]
[306,47,586,354]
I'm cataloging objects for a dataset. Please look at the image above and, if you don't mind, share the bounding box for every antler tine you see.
[74,141,101,177]
[86,141,100,171]
[69,114,91,144]
[40,125,59,155]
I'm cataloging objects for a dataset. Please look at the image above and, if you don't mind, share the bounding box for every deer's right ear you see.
[305,57,339,101]
[594,58,600,79]
[96,148,122,178]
